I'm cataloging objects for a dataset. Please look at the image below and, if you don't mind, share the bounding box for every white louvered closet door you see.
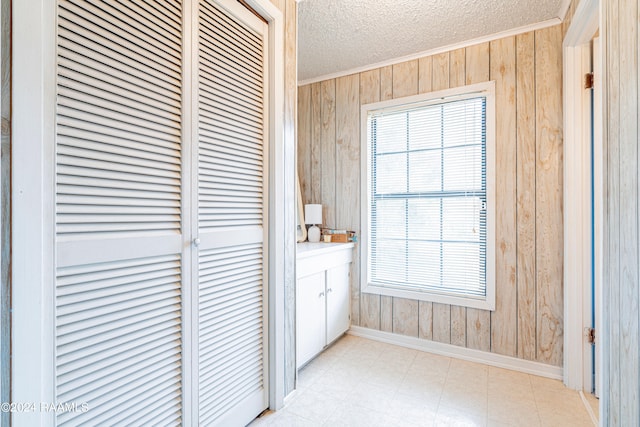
[196,0,269,425]
[55,0,186,425]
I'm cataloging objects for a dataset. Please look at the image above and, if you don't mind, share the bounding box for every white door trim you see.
[12,0,57,424]
[592,35,602,400]
[562,0,600,393]
[242,0,287,411]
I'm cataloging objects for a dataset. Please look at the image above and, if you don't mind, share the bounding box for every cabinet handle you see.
[326,288,332,293]
[318,292,324,298]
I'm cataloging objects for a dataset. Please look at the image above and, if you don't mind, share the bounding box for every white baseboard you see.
[348,326,563,380]
[579,390,599,427]
[283,389,297,407]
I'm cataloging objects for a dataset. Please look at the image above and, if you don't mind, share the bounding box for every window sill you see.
[363,282,495,311]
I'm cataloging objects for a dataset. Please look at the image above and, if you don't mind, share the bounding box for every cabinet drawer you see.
[297,246,353,279]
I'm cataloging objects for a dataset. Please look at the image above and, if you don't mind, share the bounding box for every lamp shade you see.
[304,204,322,225]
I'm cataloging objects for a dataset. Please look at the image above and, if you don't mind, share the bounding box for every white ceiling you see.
[297,0,567,82]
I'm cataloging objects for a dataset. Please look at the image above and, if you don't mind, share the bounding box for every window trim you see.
[360,81,496,311]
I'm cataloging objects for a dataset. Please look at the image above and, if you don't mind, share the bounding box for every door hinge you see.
[585,72,594,89]
[585,327,596,345]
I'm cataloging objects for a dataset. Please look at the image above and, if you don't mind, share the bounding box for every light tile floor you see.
[250,335,597,427]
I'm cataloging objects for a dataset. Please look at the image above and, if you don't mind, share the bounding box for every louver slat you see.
[198,0,265,233]
[55,0,184,425]
[56,255,182,426]
[198,241,264,423]
[195,1,268,423]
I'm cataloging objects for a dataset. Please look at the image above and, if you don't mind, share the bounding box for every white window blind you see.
[363,83,495,309]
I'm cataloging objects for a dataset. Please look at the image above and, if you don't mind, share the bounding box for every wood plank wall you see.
[298,25,564,366]
[604,0,640,424]
[271,0,298,397]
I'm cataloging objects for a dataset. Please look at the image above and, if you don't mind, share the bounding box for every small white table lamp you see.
[305,204,323,243]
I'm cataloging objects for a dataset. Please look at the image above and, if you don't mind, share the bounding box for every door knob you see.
[194,238,201,247]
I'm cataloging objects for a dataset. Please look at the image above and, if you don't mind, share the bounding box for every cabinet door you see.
[296,272,326,368]
[326,263,351,344]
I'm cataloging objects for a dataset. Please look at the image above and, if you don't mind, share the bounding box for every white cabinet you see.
[326,263,351,344]
[296,271,326,366]
[296,243,354,369]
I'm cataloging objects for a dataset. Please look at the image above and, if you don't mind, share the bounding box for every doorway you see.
[562,0,602,401]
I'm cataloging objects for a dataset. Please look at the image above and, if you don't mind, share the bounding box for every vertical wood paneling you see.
[360,295,381,330]
[600,0,640,421]
[360,69,381,104]
[534,26,563,366]
[381,65,393,101]
[516,32,537,361]
[297,26,566,368]
[466,310,490,351]
[393,298,419,337]
[359,68,382,330]
[310,82,322,204]
[336,73,361,326]
[381,295,393,332]
[320,79,336,227]
[432,52,450,91]
[418,301,433,340]
[607,0,621,422]
[450,306,466,347]
[297,85,312,205]
[465,42,491,352]
[360,68,381,104]
[466,43,490,85]
[490,36,518,357]
[449,48,466,88]
[418,56,433,94]
[433,304,451,344]
[283,0,298,397]
[392,60,418,98]
[617,0,639,422]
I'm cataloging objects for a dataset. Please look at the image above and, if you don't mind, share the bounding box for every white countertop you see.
[296,241,355,259]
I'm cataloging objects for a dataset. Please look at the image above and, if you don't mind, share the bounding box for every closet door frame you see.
[242,0,287,411]
[11,1,286,425]
[13,0,57,425]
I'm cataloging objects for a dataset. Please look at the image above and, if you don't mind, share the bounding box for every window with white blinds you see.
[362,83,496,310]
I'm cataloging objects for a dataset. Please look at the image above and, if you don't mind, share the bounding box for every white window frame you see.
[360,81,496,311]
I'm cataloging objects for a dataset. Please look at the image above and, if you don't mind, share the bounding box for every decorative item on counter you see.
[321,228,357,243]
[304,204,323,243]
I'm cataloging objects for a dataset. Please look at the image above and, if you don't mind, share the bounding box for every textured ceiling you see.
[298,0,566,82]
